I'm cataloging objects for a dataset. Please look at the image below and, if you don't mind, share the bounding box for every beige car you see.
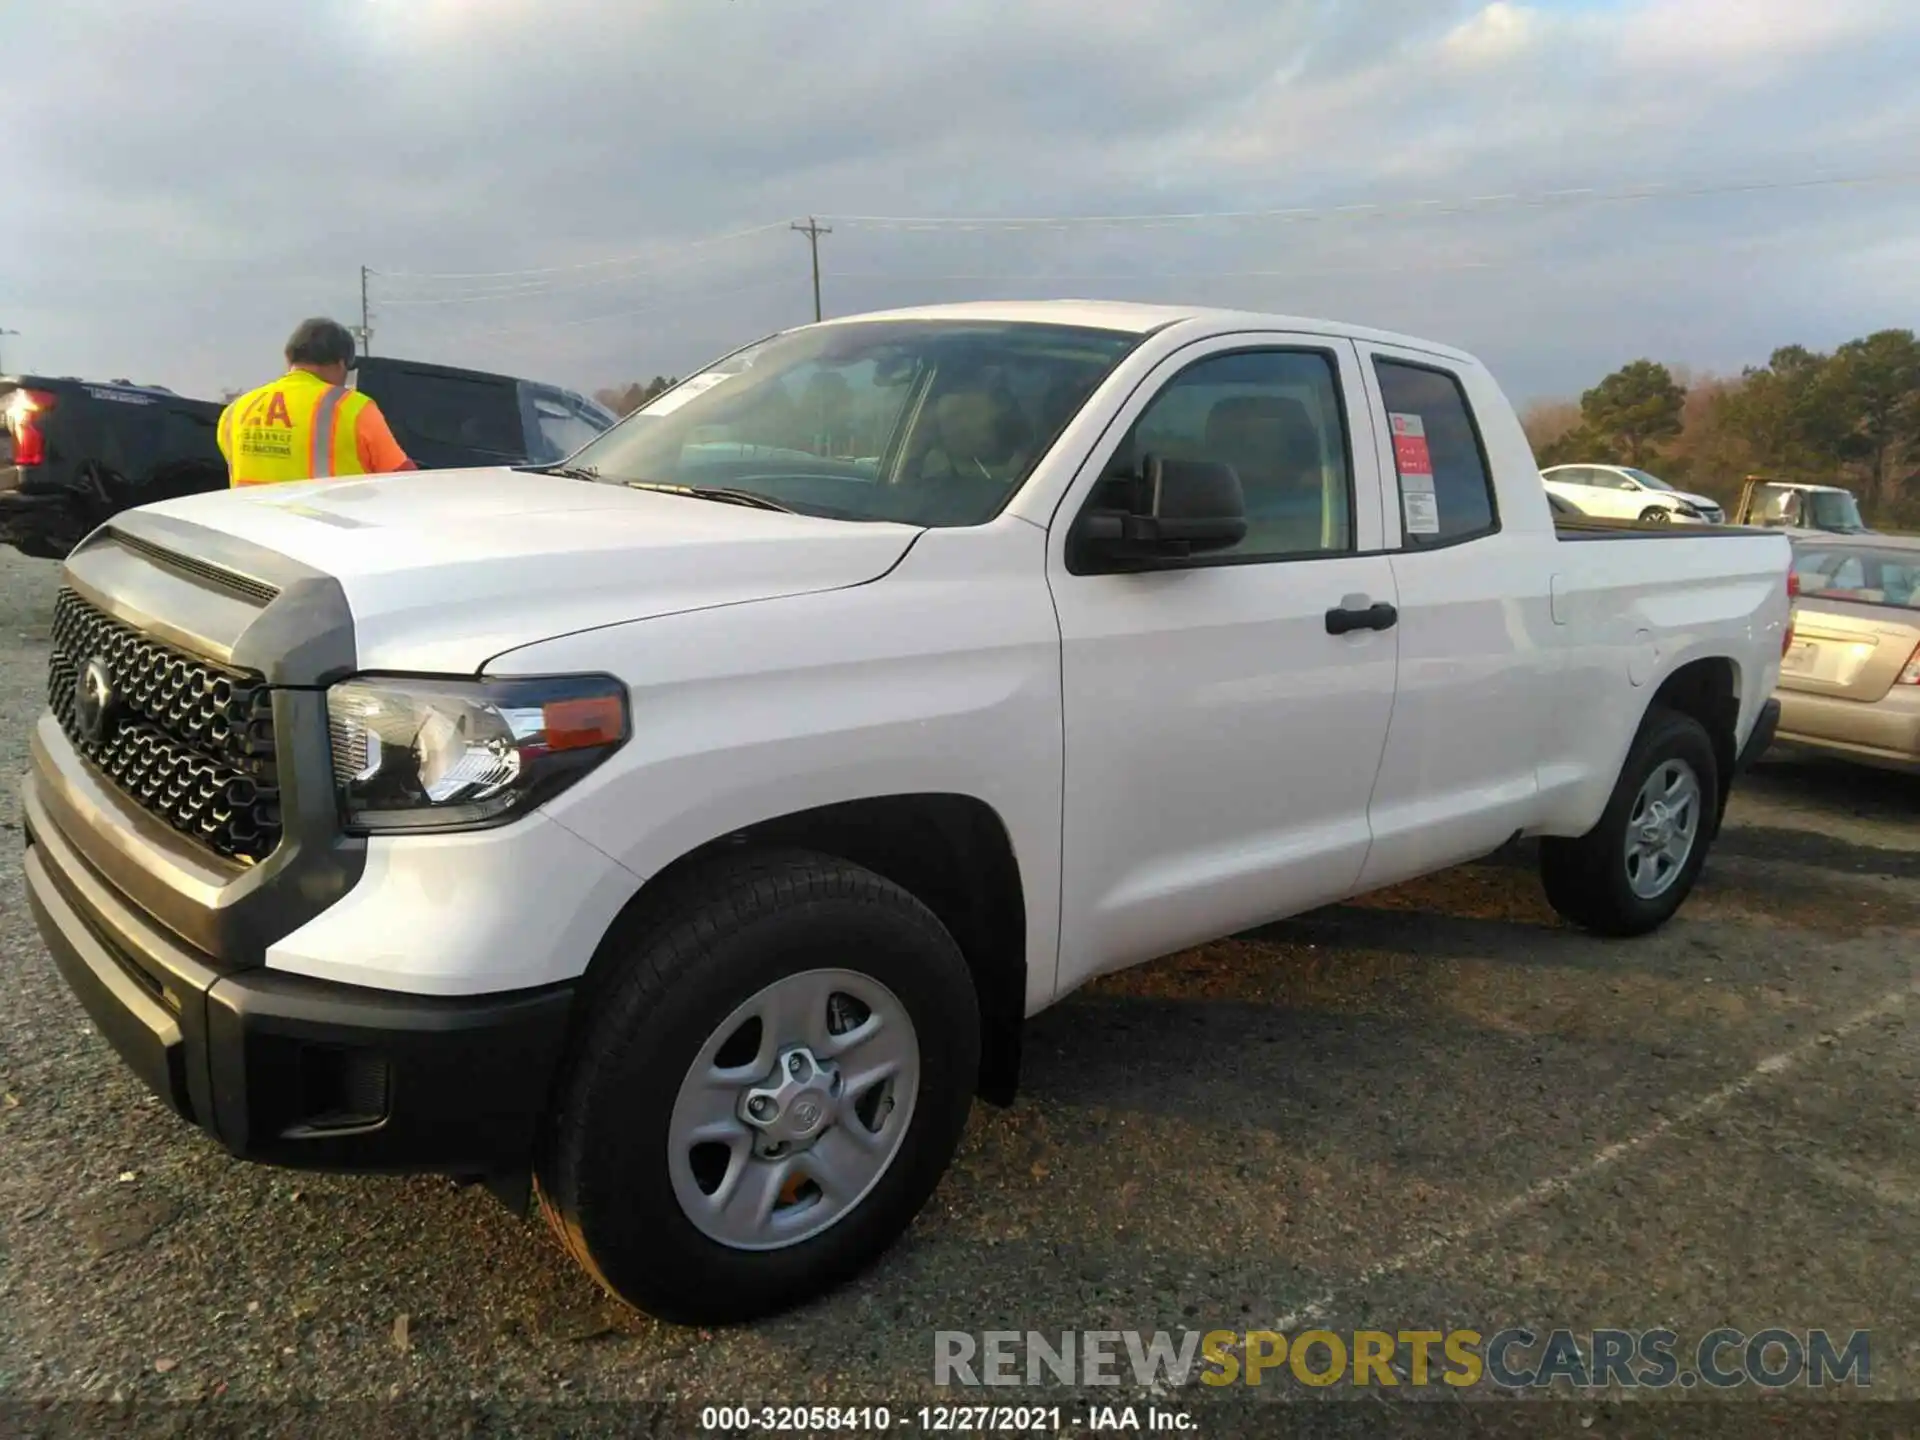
[1774,534,1920,774]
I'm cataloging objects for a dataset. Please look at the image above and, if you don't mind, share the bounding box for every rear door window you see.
[362,368,525,458]
[1793,546,1920,608]
[1374,359,1498,547]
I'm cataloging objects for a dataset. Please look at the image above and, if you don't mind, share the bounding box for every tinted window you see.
[1103,349,1352,560]
[1375,360,1496,546]
[369,370,524,456]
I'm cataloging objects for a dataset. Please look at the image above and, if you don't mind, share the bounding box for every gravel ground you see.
[0,547,1915,1435]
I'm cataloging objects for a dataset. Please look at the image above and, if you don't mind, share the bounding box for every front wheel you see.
[1540,707,1720,937]
[1638,506,1672,524]
[535,849,981,1325]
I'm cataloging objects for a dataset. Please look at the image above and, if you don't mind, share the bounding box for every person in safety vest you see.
[217,317,416,486]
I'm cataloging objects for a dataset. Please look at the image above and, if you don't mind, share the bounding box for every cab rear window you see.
[1374,359,1498,547]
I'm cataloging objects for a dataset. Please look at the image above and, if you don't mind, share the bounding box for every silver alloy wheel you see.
[1623,758,1701,900]
[667,968,920,1252]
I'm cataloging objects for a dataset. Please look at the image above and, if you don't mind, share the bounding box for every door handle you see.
[1325,601,1398,635]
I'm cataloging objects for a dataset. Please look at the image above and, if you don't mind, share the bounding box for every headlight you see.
[327,674,629,833]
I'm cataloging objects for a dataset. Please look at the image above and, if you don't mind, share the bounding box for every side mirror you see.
[1076,455,1247,571]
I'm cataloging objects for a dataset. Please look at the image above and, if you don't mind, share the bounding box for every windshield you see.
[1624,468,1676,491]
[1791,543,1920,609]
[1806,490,1868,531]
[563,319,1141,526]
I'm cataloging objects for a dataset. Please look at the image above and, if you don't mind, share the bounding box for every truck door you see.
[352,359,528,470]
[1047,334,1399,995]
[1348,344,1559,889]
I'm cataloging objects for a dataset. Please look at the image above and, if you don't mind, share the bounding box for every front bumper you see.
[23,770,576,1175]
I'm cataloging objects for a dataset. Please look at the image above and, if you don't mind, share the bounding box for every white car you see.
[24,301,1791,1325]
[1542,463,1727,525]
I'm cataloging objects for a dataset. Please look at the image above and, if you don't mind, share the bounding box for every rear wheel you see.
[1540,707,1719,936]
[535,849,980,1325]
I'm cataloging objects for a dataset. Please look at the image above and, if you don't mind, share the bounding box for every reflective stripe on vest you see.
[309,384,350,478]
[220,371,371,486]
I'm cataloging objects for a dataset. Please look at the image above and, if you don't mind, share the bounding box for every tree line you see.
[594,376,680,417]
[1523,329,1920,524]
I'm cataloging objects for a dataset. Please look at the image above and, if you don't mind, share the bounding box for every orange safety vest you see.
[217,369,374,487]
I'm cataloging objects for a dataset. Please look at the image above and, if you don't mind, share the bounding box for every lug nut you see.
[788,1053,806,1078]
[748,1096,776,1121]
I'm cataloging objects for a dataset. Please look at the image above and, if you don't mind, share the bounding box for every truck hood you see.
[139,468,923,672]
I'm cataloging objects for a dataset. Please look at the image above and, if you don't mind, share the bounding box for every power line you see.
[375,244,783,307]
[814,228,1815,289]
[367,165,1920,311]
[815,167,1920,230]
[431,277,798,342]
[824,261,1500,283]
[372,221,791,283]
[791,217,832,322]
[362,166,1919,353]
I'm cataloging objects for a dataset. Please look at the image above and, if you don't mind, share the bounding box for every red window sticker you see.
[1389,411,1433,478]
[1389,412,1439,535]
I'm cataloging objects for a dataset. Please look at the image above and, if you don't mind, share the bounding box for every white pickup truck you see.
[23,301,1791,1325]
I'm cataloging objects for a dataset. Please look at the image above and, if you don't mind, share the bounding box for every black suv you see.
[0,358,617,559]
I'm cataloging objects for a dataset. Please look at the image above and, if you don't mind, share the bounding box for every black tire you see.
[1638,506,1671,524]
[8,532,73,561]
[1539,707,1720,937]
[535,848,981,1325]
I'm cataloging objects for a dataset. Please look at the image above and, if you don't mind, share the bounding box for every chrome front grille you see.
[47,588,282,864]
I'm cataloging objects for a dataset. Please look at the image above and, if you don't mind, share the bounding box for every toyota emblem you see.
[76,656,117,745]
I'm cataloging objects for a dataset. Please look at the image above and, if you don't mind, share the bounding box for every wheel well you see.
[588,795,1029,1107]
[1648,657,1739,829]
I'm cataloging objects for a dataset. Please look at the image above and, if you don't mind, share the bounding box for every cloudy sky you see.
[8,0,1919,407]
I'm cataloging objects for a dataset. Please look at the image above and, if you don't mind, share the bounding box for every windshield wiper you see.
[522,462,602,481]
[623,480,796,514]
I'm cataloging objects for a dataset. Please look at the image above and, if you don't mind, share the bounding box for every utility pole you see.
[0,327,17,374]
[791,217,832,322]
[351,266,374,357]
